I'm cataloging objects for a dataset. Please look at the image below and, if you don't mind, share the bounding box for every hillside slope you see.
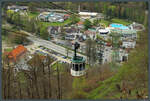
[87,29,148,99]
[70,29,148,99]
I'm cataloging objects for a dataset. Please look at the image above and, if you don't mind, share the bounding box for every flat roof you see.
[110,29,137,35]
[79,12,98,16]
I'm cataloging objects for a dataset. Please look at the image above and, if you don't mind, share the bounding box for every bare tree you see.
[41,62,48,99]
[56,62,61,99]
[46,55,52,98]
[85,39,97,65]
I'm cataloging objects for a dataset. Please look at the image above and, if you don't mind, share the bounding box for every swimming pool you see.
[110,23,129,30]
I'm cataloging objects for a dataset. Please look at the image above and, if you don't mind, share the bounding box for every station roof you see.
[71,56,85,63]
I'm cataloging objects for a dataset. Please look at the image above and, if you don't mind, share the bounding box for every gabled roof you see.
[64,14,70,17]
[77,21,83,25]
[8,45,27,60]
[84,30,96,35]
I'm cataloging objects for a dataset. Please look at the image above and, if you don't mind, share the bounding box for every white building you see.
[38,12,65,22]
[121,29,137,40]
[102,47,112,64]
[119,49,128,62]
[122,41,136,48]
[99,29,110,36]
[7,5,28,11]
[84,28,97,40]
[65,34,76,40]
[79,12,98,19]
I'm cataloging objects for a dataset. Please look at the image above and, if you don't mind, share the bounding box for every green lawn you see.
[40,18,72,27]
[100,19,111,27]
[28,11,40,19]
[111,18,131,26]
[100,18,131,27]
[4,48,13,52]
[86,64,90,69]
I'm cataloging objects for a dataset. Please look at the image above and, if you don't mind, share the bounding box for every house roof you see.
[8,45,27,60]
[84,30,96,35]
[64,14,70,17]
[77,21,83,25]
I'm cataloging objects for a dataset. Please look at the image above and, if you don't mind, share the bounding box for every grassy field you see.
[100,19,111,27]
[40,18,72,27]
[111,18,132,26]
[28,11,40,18]
[100,18,132,27]
[4,48,13,52]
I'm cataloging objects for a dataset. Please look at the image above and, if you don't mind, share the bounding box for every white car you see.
[58,19,64,22]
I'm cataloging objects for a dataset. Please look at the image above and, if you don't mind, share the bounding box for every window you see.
[83,63,85,69]
[75,64,78,71]
[79,64,82,70]
[73,64,75,70]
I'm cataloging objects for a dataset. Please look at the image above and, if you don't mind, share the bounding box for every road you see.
[25,31,87,60]
[2,23,87,62]
[37,48,71,64]
[24,30,113,64]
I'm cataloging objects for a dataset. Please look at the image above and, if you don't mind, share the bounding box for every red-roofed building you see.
[77,21,83,25]
[106,42,112,47]
[8,45,27,62]
[84,30,97,40]
[77,21,84,28]
[64,14,70,20]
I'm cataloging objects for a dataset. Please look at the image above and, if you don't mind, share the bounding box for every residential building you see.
[77,21,84,29]
[119,49,128,62]
[84,28,97,40]
[38,12,67,22]
[122,41,136,48]
[79,11,98,19]
[7,5,28,11]
[121,29,137,40]
[65,34,76,40]
[48,26,60,35]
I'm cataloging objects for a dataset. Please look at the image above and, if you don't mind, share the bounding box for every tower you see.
[71,42,86,76]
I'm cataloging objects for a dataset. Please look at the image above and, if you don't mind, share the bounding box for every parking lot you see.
[34,45,71,64]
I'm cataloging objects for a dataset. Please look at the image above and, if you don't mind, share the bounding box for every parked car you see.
[62,56,67,59]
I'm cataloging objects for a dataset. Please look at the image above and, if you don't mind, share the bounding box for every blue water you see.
[110,23,129,30]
